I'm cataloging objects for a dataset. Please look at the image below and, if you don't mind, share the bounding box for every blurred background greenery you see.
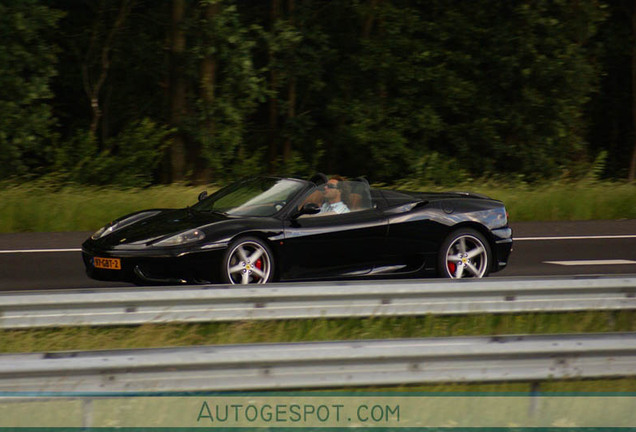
[2,0,636,189]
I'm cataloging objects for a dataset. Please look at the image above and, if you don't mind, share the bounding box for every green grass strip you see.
[2,312,636,392]
[2,311,634,353]
[1,179,636,233]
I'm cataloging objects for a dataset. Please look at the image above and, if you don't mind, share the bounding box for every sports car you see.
[82,174,512,285]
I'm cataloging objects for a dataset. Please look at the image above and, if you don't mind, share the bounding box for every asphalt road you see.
[1,220,635,291]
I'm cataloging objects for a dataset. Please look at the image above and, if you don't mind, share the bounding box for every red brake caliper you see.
[448,261,456,274]
[255,259,263,270]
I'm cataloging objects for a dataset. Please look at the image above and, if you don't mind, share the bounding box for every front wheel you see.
[438,228,491,279]
[222,237,274,284]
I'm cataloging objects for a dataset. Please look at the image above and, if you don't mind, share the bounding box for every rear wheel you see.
[438,228,491,279]
[221,237,274,284]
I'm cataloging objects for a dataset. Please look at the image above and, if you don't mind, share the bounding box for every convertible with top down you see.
[82,174,513,285]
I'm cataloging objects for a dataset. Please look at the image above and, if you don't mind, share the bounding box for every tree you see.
[0,0,620,186]
[48,0,172,186]
[586,1,633,180]
[322,0,605,182]
[168,0,188,182]
[257,0,331,175]
[185,0,264,181]
[631,0,636,180]
[81,0,135,140]
[0,1,62,180]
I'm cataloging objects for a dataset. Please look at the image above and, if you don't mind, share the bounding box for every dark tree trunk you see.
[169,0,187,182]
[630,0,636,181]
[267,0,281,173]
[362,0,381,39]
[82,0,133,142]
[195,1,219,184]
[282,0,296,165]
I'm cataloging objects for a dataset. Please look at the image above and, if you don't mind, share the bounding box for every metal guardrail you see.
[1,332,635,391]
[1,276,636,328]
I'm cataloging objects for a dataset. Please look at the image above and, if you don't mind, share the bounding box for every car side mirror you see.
[293,202,320,219]
[198,191,208,202]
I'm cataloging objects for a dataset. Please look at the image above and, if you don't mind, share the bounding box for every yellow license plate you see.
[93,257,121,270]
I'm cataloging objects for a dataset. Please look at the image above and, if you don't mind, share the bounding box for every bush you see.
[399,152,471,187]
[53,119,171,187]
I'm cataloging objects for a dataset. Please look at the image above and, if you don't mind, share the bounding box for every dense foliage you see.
[0,0,634,186]
[0,1,62,179]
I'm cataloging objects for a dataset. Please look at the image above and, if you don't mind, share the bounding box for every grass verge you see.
[477,180,636,222]
[3,311,634,353]
[0,182,202,233]
[1,179,636,233]
[2,311,635,391]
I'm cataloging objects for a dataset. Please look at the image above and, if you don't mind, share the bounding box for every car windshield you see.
[193,178,306,217]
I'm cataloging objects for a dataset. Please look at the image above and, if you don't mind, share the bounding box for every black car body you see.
[82,175,512,285]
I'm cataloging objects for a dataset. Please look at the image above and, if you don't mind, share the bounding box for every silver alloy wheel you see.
[444,234,488,278]
[226,240,272,284]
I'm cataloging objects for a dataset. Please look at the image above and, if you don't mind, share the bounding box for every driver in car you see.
[320,176,350,214]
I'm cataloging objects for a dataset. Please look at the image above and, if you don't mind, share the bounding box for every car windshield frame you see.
[192,177,308,217]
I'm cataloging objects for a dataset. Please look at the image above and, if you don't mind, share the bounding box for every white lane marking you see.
[0,234,634,254]
[544,260,636,266]
[0,248,81,254]
[516,235,636,241]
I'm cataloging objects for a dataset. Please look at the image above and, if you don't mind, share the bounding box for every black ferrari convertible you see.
[82,174,512,285]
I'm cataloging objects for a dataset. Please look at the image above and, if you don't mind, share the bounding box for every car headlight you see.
[91,224,115,240]
[152,229,206,247]
[91,211,161,240]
